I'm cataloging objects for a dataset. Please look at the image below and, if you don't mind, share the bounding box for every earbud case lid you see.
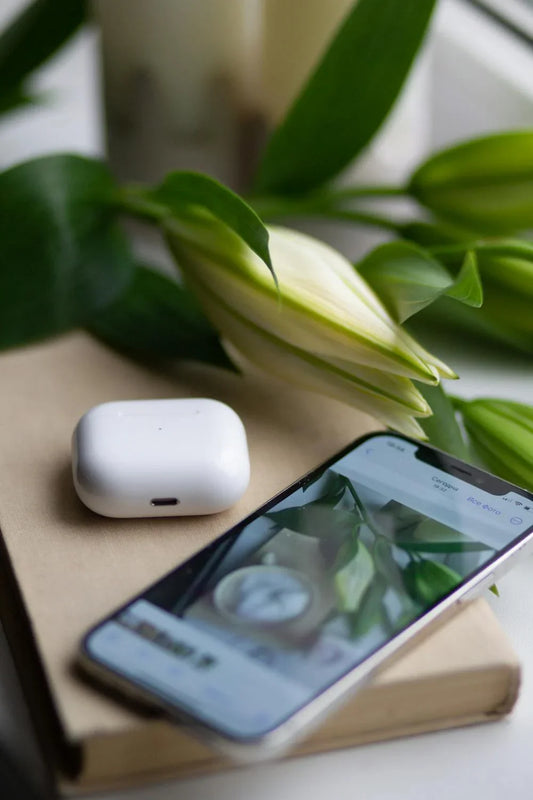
[72,398,250,518]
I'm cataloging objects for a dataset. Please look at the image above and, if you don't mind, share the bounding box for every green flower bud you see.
[473,241,533,352]
[409,131,533,234]
[421,241,533,356]
[165,214,454,436]
[456,398,533,491]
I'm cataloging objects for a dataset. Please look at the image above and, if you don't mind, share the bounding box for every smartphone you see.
[80,432,533,760]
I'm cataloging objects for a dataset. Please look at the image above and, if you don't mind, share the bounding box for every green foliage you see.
[414,240,533,357]
[0,154,133,349]
[266,472,364,570]
[415,383,470,460]
[398,220,473,248]
[466,241,533,354]
[455,398,533,491]
[349,574,388,637]
[357,241,482,324]
[409,131,533,234]
[265,502,360,543]
[0,85,37,117]
[373,538,406,594]
[446,251,483,306]
[393,518,491,553]
[124,171,273,277]
[1,0,532,496]
[403,559,462,607]
[335,541,375,612]
[255,0,437,194]
[0,0,86,118]
[89,265,236,372]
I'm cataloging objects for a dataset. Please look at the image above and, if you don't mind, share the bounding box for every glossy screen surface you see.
[86,434,533,739]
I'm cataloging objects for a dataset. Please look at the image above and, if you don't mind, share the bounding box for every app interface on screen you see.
[88,436,533,738]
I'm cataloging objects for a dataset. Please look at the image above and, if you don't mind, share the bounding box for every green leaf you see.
[357,241,482,325]
[371,538,422,627]
[266,503,361,542]
[415,383,470,460]
[409,131,533,233]
[446,250,483,307]
[349,574,388,637]
[394,518,492,553]
[88,265,236,372]
[373,537,406,594]
[0,0,86,115]
[395,539,489,553]
[411,289,533,357]
[474,288,533,354]
[0,84,38,117]
[335,541,375,613]
[255,0,437,194]
[0,154,134,349]
[411,240,533,356]
[357,242,453,323]
[403,559,462,608]
[135,172,272,276]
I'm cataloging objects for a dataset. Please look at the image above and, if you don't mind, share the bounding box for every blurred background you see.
[0,0,532,180]
[0,2,532,799]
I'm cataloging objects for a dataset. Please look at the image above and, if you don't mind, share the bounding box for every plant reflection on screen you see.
[264,469,496,640]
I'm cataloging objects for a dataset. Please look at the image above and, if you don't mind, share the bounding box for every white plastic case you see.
[72,398,250,518]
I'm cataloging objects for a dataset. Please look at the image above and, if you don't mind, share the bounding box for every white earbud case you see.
[72,398,250,518]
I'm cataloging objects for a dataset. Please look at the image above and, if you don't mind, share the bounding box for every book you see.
[0,333,520,793]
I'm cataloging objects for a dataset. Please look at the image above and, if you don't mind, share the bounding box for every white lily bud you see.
[166,215,453,436]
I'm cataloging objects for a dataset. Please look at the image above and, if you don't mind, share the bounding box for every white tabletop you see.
[0,5,532,799]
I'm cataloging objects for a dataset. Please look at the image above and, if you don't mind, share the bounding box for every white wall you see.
[0,0,102,169]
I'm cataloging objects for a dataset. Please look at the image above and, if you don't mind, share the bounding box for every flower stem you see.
[116,185,167,223]
[302,207,403,233]
[448,395,467,411]
[251,194,403,233]
[429,243,478,258]
[323,184,407,203]
[250,182,407,232]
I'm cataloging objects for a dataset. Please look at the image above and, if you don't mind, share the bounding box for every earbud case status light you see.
[72,398,250,518]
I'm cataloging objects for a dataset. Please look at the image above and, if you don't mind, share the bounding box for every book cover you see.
[0,334,520,792]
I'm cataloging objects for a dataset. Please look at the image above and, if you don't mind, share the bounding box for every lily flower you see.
[165,213,455,437]
[455,397,533,491]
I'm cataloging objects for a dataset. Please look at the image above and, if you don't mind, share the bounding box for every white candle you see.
[94,0,254,134]
[94,1,428,189]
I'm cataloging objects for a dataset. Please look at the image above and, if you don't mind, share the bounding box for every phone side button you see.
[490,541,532,584]
[458,573,496,604]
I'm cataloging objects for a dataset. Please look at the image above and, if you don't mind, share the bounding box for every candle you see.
[94,1,428,189]
[94,0,254,133]
[94,0,261,186]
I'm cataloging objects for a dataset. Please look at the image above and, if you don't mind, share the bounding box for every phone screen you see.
[84,433,533,742]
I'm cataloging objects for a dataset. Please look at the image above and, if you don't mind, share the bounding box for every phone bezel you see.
[79,430,533,761]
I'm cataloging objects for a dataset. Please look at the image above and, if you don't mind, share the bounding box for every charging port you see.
[150,498,179,507]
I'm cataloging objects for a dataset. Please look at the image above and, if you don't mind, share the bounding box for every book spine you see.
[0,529,81,785]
